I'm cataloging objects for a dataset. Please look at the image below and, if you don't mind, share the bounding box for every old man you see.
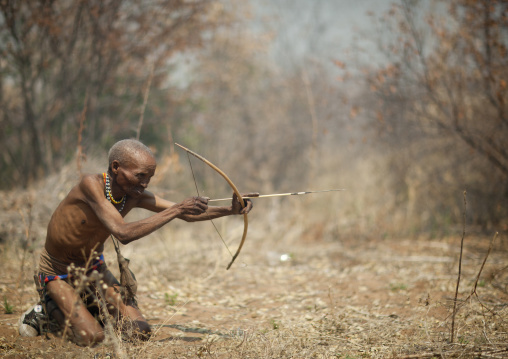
[19,139,254,346]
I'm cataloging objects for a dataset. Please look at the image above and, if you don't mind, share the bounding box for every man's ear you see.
[111,160,120,174]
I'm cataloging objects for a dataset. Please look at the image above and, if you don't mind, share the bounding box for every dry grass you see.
[1,165,507,358]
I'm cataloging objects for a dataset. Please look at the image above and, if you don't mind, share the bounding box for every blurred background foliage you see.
[0,0,506,239]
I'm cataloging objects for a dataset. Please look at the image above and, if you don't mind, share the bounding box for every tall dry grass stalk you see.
[469,232,498,301]
[54,246,144,355]
[58,246,101,344]
[450,190,467,343]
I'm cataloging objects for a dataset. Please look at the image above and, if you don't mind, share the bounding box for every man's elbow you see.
[110,227,137,245]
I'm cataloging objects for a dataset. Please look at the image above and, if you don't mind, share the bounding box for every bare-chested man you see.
[19,139,254,346]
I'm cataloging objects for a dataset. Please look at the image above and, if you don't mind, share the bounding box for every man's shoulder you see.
[77,173,104,196]
[80,173,103,184]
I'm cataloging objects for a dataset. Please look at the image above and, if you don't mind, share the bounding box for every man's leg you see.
[102,269,151,340]
[46,279,105,346]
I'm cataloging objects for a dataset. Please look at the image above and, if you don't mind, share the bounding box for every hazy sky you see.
[251,0,395,69]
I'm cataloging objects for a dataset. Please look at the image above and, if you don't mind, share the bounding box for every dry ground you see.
[1,226,507,358]
[0,170,507,358]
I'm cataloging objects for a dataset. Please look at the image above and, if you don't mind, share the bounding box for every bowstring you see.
[185,152,234,258]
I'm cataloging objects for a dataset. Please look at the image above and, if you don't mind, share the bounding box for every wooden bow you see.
[175,143,248,270]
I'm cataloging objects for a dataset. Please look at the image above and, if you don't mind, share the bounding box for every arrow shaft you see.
[208,189,346,202]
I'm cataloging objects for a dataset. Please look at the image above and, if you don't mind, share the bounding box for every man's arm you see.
[79,175,208,244]
[137,190,255,221]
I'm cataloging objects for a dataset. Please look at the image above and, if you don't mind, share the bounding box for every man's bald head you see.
[108,139,155,170]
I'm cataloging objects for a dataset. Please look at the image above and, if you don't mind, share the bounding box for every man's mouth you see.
[133,187,144,195]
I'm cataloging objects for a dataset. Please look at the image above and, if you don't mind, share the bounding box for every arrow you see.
[208,189,346,202]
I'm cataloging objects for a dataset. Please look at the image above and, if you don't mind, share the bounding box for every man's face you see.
[113,152,157,197]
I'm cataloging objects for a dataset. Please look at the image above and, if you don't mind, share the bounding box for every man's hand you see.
[232,192,258,215]
[176,196,209,216]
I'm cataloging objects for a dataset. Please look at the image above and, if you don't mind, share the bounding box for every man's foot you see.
[18,304,43,337]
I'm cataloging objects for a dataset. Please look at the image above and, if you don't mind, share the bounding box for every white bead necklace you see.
[104,172,126,212]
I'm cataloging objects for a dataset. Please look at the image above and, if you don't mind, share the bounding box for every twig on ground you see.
[136,297,190,356]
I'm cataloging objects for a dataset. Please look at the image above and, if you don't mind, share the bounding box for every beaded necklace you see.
[103,172,126,212]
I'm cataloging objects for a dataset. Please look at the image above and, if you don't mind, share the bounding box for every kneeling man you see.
[19,139,254,346]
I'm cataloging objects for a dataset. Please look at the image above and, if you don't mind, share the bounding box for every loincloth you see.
[38,247,107,283]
